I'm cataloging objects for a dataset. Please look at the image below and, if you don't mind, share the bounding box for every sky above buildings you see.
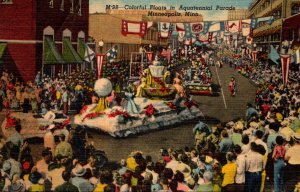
[89,0,252,21]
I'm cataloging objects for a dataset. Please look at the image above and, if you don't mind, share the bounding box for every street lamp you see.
[98,40,104,53]
[149,44,152,51]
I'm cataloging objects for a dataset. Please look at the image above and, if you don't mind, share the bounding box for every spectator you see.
[272,135,286,192]
[221,152,236,192]
[70,164,94,192]
[6,124,24,149]
[55,134,72,159]
[43,124,56,156]
[234,145,246,191]
[54,171,79,192]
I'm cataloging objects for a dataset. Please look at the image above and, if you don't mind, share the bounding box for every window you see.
[273,10,281,19]
[70,0,74,13]
[78,0,82,16]
[60,0,64,11]
[1,0,13,4]
[292,4,300,15]
[49,0,54,8]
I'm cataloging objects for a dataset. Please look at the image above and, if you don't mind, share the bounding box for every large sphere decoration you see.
[94,78,113,97]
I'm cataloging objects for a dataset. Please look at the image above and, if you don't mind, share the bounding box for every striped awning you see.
[63,38,82,63]
[0,43,7,59]
[44,37,65,65]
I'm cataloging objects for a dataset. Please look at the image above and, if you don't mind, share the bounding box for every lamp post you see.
[149,44,152,51]
[253,43,257,51]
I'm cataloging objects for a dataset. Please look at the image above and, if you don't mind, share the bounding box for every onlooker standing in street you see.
[272,135,286,192]
[62,87,68,116]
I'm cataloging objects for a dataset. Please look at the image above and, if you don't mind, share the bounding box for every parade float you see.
[1,111,70,139]
[74,74,203,137]
[183,59,220,96]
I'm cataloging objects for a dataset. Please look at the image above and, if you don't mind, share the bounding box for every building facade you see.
[227,9,249,20]
[0,0,89,81]
[249,0,300,51]
[89,10,203,61]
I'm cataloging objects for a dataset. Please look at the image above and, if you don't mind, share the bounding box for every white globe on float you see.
[94,78,113,97]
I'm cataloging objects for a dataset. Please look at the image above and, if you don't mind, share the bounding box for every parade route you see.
[6,62,256,163]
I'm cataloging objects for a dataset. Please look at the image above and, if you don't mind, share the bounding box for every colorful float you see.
[74,77,203,137]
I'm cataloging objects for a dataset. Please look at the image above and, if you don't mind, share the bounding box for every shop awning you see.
[44,37,65,65]
[0,43,7,59]
[63,38,82,63]
[78,39,86,60]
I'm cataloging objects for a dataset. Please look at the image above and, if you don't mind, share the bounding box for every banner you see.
[225,20,242,33]
[250,16,274,29]
[96,54,105,79]
[158,22,171,38]
[242,19,251,37]
[146,52,153,64]
[281,54,291,85]
[208,21,225,32]
[121,20,147,37]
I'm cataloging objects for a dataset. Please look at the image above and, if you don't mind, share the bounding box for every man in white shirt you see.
[234,145,246,191]
[254,130,268,155]
[44,124,56,156]
[61,87,68,116]
[245,142,265,192]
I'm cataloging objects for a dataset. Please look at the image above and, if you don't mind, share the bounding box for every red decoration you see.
[108,110,130,118]
[96,54,105,79]
[281,54,291,85]
[121,20,147,37]
[80,105,89,114]
[166,102,177,110]
[144,104,157,117]
[82,112,105,122]
[5,115,20,129]
[184,100,199,109]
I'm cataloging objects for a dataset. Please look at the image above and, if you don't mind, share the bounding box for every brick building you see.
[0,0,89,81]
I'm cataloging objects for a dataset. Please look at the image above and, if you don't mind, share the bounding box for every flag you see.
[158,22,171,38]
[250,16,274,29]
[176,23,185,31]
[198,32,212,43]
[208,21,225,32]
[121,20,147,37]
[269,45,280,65]
[225,20,242,33]
[281,54,291,85]
[106,45,118,63]
[189,22,209,34]
[147,21,153,28]
[242,19,251,37]
[251,51,258,63]
[84,44,95,63]
[184,23,192,38]
[178,31,185,42]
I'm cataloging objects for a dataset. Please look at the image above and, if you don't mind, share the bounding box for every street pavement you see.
[2,63,257,163]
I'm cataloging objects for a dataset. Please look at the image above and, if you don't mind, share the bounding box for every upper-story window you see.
[292,4,300,15]
[49,0,54,8]
[60,0,64,11]
[78,0,82,16]
[70,0,74,13]
[1,0,13,4]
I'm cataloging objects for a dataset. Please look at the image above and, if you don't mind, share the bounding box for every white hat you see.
[48,124,55,130]
[72,164,87,177]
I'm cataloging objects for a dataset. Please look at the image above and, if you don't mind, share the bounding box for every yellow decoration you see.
[93,97,108,112]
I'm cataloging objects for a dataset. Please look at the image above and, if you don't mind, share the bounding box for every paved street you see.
[2,63,257,163]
